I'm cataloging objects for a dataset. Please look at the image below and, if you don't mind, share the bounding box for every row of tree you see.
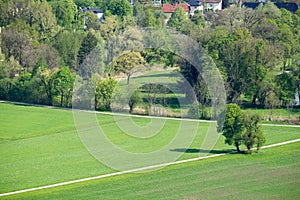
[0,0,299,110]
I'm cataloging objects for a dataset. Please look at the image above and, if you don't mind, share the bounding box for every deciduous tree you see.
[217,103,244,152]
[242,112,265,153]
[110,51,145,85]
[52,66,74,107]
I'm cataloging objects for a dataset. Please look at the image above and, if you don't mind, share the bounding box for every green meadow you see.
[6,142,300,200]
[0,102,300,199]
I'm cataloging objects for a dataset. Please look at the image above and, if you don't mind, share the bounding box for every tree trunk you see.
[252,94,257,105]
[127,74,131,85]
[60,91,64,107]
[235,142,240,153]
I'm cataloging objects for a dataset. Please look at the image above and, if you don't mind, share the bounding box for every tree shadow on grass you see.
[170,148,234,154]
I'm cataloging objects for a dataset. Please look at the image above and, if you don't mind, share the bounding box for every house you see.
[162,3,190,19]
[188,0,222,15]
[189,0,203,16]
[82,7,104,22]
[242,2,299,13]
[203,0,222,11]
[151,0,162,7]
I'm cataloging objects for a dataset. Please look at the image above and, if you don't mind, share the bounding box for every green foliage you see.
[167,7,188,34]
[110,51,145,84]
[242,112,265,153]
[77,32,99,66]
[0,103,299,198]
[99,15,121,39]
[73,0,96,7]
[53,30,84,70]
[219,104,266,153]
[95,78,118,111]
[84,11,101,30]
[128,87,142,113]
[52,67,74,107]
[188,101,200,119]
[218,103,244,152]
[106,0,133,19]
[191,10,206,28]
[0,0,299,112]
[0,0,14,27]
[49,0,77,28]
[275,72,296,105]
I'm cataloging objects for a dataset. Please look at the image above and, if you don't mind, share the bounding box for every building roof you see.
[162,4,190,13]
[242,2,299,13]
[82,7,104,14]
[189,0,201,6]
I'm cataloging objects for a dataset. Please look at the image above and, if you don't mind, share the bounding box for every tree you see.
[52,30,85,70]
[99,15,121,39]
[106,0,133,19]
[1,28,37,71]
[31,58,56,105]
[84,11,101,30]
[17,0,57,41]
[74,0,96,7]
[265,91,281,121]
[36,44,60,70]
[191,10,206,28]
[218,104,244,152]
[141,7,157,27]
[52,67,74,107]
[110,51,145,85]
[128,88,142,113]
[242,112,265,153]
[78,32,99,66]
[49,0,77,28]
[167,7,188,34]
[0,0,14,27]
[95,78,118,110]
[275,72,296,106]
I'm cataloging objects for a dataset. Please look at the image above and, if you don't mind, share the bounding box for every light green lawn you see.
[0,102,299,196]
[4,141,300,200]
[118,68,300,120]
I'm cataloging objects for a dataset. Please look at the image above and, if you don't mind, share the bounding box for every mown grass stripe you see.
[1,138,300,197]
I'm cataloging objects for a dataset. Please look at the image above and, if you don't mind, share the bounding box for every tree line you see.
[0,0,299,111]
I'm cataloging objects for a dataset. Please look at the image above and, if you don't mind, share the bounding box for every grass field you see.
[0,102,300,199]
[117,68,300,120]
[4,142,300,199]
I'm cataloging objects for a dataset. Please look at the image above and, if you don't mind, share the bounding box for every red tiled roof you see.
[162,4,190,13]
[203,0,222,3]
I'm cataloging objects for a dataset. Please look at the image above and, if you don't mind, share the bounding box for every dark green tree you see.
[49,0,77,28]
[107,0,133,19]
[52,67,74,107]
[242,112,265,153]
[53,30,85,70]
[74,0,96,7]
[167,7,188,33]
[218,103,244,152]
[78,32,98,66]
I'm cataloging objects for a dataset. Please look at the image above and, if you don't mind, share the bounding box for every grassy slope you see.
[5,142,300,200]
[0,102,299,195]
[0,103,75,140]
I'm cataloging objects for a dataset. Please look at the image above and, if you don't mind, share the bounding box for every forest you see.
[0,0,299,116]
